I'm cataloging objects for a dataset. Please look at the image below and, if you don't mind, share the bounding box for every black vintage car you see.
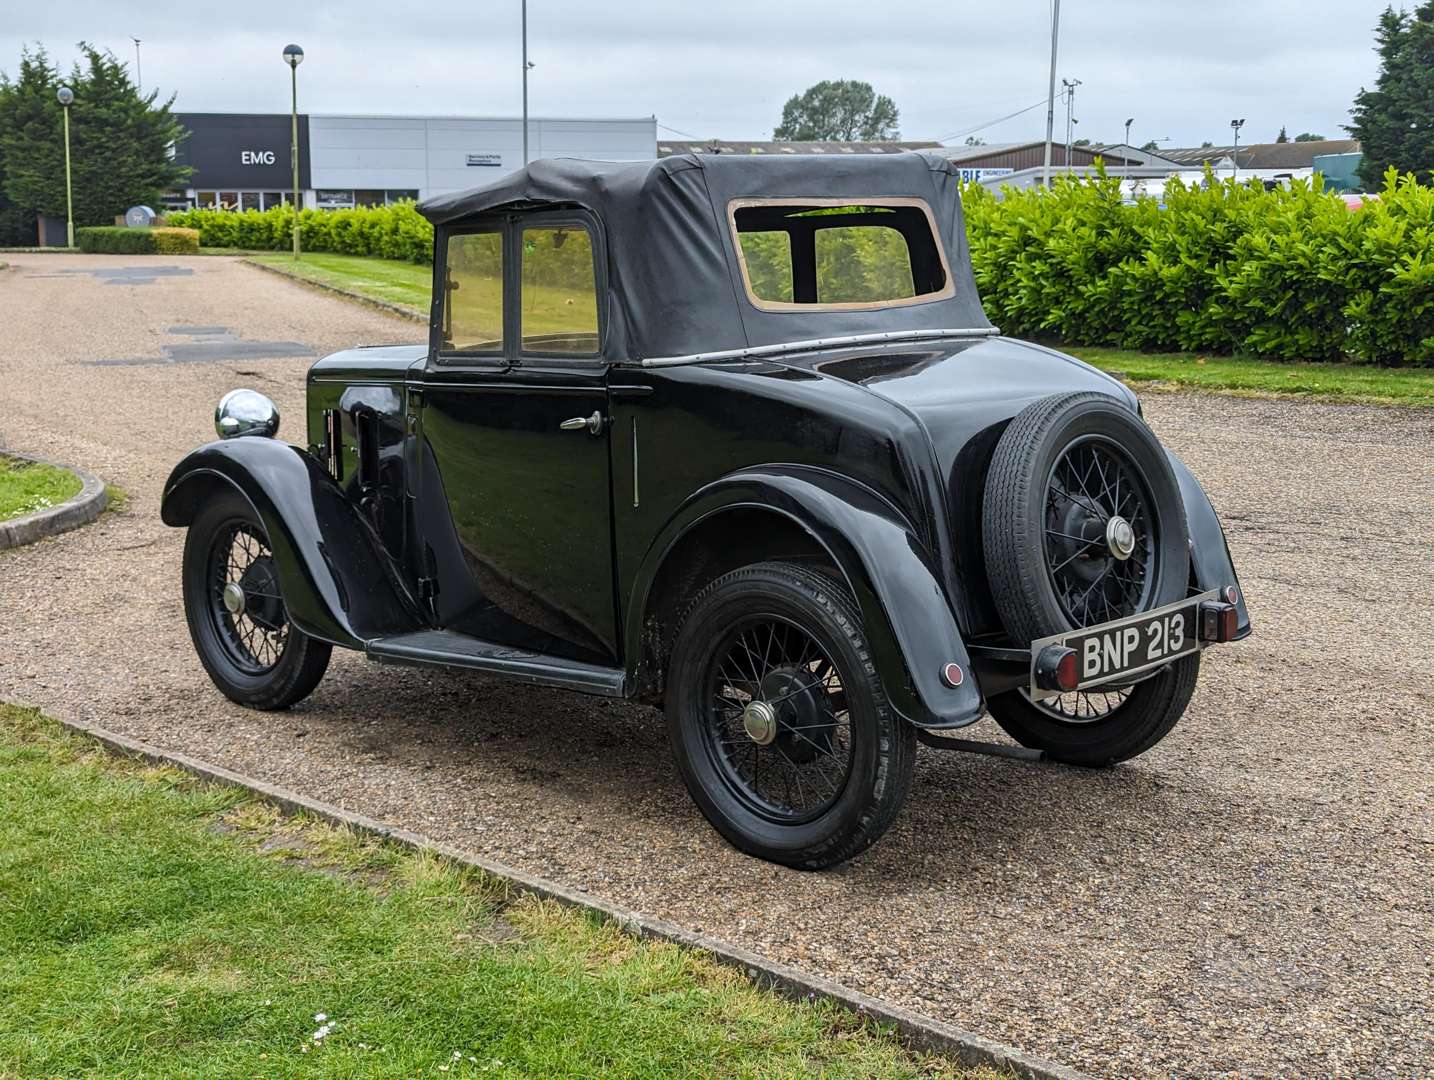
[162,153,1249,869]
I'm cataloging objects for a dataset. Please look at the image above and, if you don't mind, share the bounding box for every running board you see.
[365,630,627,697]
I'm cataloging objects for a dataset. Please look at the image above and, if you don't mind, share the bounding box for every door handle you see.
[559,410,606,435]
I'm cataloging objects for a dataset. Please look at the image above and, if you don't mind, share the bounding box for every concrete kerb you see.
[0,450,108,550]
[241,257,426,324]
[58,715,1090,1080]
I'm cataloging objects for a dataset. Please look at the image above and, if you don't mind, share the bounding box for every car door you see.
[412,210,617,665]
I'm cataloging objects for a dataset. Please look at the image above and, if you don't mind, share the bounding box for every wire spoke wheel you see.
[1043,435,1157,629]
[703,614,853,825]
[206,521,289,675]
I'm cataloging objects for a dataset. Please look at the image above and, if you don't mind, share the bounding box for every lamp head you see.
[56,86,74,107]
[282,44,304,68]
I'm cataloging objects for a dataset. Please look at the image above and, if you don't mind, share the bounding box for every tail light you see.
[1034,644,1079,692]
[1198,601,1239,643]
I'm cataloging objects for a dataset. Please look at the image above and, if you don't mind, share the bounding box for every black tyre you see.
[982,391,1195,764]
[665,562,915,870]
[182,489,331,711]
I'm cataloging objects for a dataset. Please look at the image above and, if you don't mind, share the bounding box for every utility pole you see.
[1062,78,1081,172]
[522,0,531,165]
[131,38,142,94]
[1040,0,1061,190]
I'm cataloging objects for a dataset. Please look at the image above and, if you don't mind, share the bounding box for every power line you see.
[936,98,1048,145]
[657,122,705,141]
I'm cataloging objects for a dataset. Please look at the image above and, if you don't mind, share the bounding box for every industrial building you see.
[169,112,657,211]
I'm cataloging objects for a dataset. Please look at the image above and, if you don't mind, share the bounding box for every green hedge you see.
[164,175,1433,365]
[165,201,433,264]
[964,168,1433,365]
[75,226,200,255]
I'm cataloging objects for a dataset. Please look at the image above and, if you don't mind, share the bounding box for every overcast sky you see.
[2,1,1397,148]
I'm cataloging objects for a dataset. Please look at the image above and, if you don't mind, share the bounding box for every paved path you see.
[2,253,1430,1079]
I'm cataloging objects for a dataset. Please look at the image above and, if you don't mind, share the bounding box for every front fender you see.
[1168,450,1252,639]
[631,466,983,729]
[161,439,425,647]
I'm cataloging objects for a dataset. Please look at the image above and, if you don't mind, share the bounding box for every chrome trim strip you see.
[631,416,640,508]
[634,327,1001,369]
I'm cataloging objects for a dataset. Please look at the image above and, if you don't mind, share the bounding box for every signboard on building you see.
[466,153,503,167]
[954,167,1014,183]
[174,113,311,190]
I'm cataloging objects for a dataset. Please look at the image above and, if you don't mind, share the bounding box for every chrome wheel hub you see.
[221,581,247,615]
[1106,515,1136,561]
[741,700,778,746]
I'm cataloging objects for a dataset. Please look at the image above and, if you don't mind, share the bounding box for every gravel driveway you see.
[2,253,1430,1079]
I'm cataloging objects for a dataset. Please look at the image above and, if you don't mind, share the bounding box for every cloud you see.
[2,0,1393,145]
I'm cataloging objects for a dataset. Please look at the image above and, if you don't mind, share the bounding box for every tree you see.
[1140,139,1161,151]
[0,42,189,229]
[1294,132,1327,142]
[1276,125,1290,142]
[964,136,986,146]
[773,80,900,141]
[1347,2,1434,187]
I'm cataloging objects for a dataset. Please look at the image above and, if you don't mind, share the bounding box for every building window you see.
[520,225,599,356]
[241,192,261,212]
[441,231,504,355]
[196,191,217,208]
[386,189,419,204]
[354,189,386,207]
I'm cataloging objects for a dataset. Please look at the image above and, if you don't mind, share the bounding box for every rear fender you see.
[1167,450,1251,638]
[160,438,425,647]
[632,466,983,729]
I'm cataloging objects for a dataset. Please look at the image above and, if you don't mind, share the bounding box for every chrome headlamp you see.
[215,389,280,439]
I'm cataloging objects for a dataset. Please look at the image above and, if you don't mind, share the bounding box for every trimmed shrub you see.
[964,166,1433,365]
[75,226,200,255]
[165,201,434,264]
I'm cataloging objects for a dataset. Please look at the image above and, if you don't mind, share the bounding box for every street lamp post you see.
[57,86,75,248]
[283,44,304,259]
[521,0,533,165]
[1062,78,1081,173]
[1124,117,1134,181]
[1230,118,1245,182]
[131,37,142,94]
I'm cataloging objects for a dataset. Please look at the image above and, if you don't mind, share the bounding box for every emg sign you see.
[241,150,277,166]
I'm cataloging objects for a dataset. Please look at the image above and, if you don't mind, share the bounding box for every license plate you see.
[1029,591,1216,700]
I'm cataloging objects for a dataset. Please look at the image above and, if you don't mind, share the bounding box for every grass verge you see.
[0,704,998,1079]
[1068,347,1434,408]
[0,454,82,522]
[247,252,429,316]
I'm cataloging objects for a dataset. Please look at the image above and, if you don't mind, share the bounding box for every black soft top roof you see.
[417,152,991,361]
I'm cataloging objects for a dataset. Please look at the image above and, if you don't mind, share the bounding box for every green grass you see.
[1068,347,1434,408]
[0,705,998,1080]
[248,252,431,314]
[0,454,81,522]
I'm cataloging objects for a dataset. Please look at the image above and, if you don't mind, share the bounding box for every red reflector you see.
[1199,601,1240,643]
[1225,585,1240,605]
[941,662,964,688]
[1219,604,1239,641]
[1055,649,1079,691]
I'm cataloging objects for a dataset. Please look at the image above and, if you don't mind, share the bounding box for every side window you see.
[442,230,504,354]
[520,225,599,355]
